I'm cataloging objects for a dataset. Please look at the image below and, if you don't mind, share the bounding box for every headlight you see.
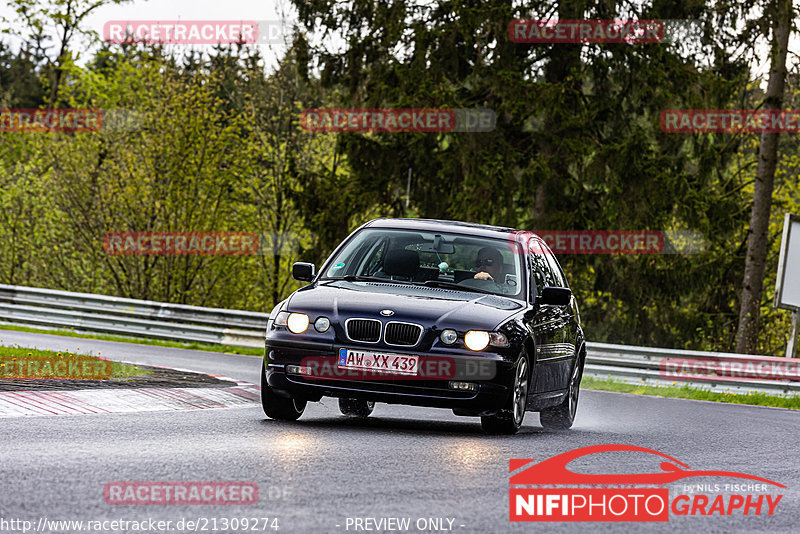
[314,316,330,332]
[440,329,458,345]
[287,313,310,334]
[464,330,490,351]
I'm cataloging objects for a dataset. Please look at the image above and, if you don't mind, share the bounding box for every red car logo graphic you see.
[510,444,785,487]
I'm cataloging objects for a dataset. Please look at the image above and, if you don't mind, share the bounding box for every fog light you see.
[314,316,330,332]
[286,365,310,376]
[449,381,478,392]
[440,329,458,345]
[287,313,310,334]
[464,330,490,351]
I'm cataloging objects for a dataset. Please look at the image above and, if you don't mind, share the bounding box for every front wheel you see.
[261,361,306,421]
[540,354,584,430]
[339,398,375,418]
[481,352,529,435]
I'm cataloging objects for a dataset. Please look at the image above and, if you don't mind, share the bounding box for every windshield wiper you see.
[417,280,496,295]
[330,275,498,294]
[337,275,407,284]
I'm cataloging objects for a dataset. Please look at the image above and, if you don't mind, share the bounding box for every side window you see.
[528,241,550,297]
[543,243,567,288]
[530,238,563,290]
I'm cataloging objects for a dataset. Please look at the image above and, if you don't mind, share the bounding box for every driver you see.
[473,247,503,282]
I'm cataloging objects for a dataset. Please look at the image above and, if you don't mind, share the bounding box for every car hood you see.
[286,280,525,331]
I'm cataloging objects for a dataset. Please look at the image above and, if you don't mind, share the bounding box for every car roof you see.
[363,218,522,240]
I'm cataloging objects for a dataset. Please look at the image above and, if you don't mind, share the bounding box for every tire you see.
[339,398,375,418]
[540,353,584,430]
[261,361,306,421]
[481,352,530,435]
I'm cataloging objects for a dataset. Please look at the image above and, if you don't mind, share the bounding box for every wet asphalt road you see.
[0,330,798,534]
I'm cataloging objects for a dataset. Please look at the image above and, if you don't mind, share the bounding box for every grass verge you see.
[0,323,264,357]
[582,376,800,409]
[0,345,149,379]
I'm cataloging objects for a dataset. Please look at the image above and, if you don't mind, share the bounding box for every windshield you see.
[321,228,525,298]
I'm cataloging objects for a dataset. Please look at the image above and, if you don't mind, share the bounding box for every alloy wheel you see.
[513,357,529,425]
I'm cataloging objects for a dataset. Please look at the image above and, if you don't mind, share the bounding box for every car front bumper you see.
[264,336,515,414]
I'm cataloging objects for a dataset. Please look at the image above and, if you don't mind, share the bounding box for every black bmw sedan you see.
[261,218,585,434]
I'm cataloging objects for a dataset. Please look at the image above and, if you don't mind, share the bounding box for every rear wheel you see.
[261,361,306,421]
[481,352,529,435]
[339,398,375,418]
[540,354,583,430]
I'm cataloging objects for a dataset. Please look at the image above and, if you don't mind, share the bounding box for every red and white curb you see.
[0,368,261,418]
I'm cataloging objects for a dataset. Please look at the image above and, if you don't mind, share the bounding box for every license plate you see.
[338,348,419,376]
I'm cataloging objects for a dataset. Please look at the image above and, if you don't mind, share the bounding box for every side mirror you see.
[538,286,571,306]
[292,262,316,282]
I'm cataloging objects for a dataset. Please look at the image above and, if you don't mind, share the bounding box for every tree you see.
[218,44,321,307]
[44,50,257,305]
[735,0,793,354]
[0,41,46,107]
[2,0,131,106]
[290,0,759,350]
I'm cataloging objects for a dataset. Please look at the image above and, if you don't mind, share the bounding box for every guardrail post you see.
[787,309,799,358]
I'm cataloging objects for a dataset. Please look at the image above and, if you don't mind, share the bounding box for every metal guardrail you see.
[585,342,800,396]
[1,284,798,396]
[0,284,268,348]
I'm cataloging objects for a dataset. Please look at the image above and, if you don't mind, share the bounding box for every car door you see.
[528,238,573,393]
